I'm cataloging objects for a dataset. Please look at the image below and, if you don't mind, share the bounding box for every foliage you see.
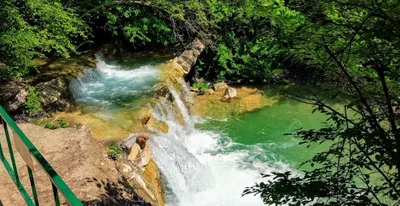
[56,118,69,128]
[0,0,88,79]
[192,82,208,92]
[104,4,174,48]
[25,86,41,114]
[44,122,57,130]
[29,117,69,129]
[29,118,48,126]
[192,0,305,83]
[244,1,400,205]
[107,141,123,160]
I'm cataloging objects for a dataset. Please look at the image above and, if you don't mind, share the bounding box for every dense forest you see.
[1,0,400,205]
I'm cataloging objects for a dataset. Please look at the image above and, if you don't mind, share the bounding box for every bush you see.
[25,86,41,114]
[30,118,63,130]
[107,142,123,160]
[192,82,209,92]
[44,122,57,130]
[56,118,69,128]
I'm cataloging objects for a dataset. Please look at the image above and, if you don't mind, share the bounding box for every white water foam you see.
[151,86,294,206]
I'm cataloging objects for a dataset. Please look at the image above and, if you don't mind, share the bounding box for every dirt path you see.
[0,123,149,206]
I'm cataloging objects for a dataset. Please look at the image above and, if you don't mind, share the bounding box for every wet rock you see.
[224,87,237,99]
[213,82,228,92]
[154,84,171,99]
[146,116,169,133]
[137,108,153,124]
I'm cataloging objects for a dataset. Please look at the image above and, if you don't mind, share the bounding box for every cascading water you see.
[69,55,159,109]
[69,55,329,206]
[150,86,293,206]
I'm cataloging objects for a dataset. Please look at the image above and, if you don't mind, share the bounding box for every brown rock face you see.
[174,39,205,75]
[0,81,27,112]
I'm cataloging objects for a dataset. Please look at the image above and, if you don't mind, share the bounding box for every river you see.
[69,55,336,206]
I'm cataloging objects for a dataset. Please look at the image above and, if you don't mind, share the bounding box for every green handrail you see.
[0,106,83,206]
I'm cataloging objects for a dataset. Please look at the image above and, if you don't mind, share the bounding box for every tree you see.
[0,0,87,79]
[244,1,400,205]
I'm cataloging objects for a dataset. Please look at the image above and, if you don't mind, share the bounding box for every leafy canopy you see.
[0,0,87,79]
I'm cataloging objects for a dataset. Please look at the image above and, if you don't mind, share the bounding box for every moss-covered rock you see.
[35,77,71,112]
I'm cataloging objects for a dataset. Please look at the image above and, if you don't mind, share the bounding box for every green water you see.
[199,94,340,168]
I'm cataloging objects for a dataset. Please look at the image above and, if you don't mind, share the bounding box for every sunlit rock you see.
[146,115,169,133]
[35,77,70,111]
[213,82,228,92]
[224,87,237,99]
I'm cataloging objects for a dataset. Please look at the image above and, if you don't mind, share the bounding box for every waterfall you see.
[68,55,297,205]
[69,55,159,108]
[151,87,292,206]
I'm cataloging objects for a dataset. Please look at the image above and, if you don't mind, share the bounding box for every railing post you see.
[2,118,21,186]
[0,118,5,161]
[27,166,40,206]
[52,183,60,206]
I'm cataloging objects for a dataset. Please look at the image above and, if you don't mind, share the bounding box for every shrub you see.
[192,82,209,92]
[56,118,69,128]
[44,122,57,130]
[25,86,41,114]
[107,142,123,160]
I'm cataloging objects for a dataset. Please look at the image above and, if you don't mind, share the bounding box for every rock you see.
[173,38,205,75]
[146,116,169,133]
[224,87,237,99]
[137,108,153,124]
[205,88,215,95]
[213,82,228,92]
[154,84,171,99]
[190,87,199,92]
[6,88,27,112]
[192,38,206,51]
[176,58,192,74]
[35,77,68,106]
[0,81,27,112]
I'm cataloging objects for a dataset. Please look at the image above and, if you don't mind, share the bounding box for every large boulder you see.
[35,77,68,105]
[0,81,27,112]
[35,77,70,112]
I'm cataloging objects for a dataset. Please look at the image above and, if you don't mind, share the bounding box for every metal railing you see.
[0,106,83,206]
